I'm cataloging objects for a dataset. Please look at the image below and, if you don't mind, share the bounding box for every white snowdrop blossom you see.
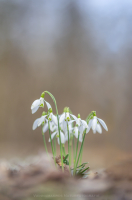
[31,92,52,114]
[88,116,108,134]
[59,112,71,123]
[48,112,57,125]
[59,112,75,142]
[70,114,88,130]
[70,114,88,142]
[49,125,65,144]
[73,125,86,142]
[32,115,47,130]
[31,97,44,114]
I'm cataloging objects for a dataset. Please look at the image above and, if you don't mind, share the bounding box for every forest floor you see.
[0,151,132,200]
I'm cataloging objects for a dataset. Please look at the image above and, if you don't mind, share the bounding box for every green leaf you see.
[80,167,90,174]
[63,154,69,161]
[63,160,69,165]
[76,162,88,168]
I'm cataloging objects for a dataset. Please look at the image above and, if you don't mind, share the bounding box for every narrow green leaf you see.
[63,154,69,161]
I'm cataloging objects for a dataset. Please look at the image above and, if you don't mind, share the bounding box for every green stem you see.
[62,144,66,156]
[73,137,75,169]
[74,131,79,175]
[54,137,56,156]
[67,123,71,172]
[86,112,94,124]
[75,131,86,171]
[79,144,83,166]
[42,126,49,156]
[45,91,64,171]
[69,144,72,167]
[48,121,55,162]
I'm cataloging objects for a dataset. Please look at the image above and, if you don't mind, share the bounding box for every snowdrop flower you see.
[48,108,57,125]
[70,114,88,130]
[32,112,47,130]
[88,116,108,134]
[31,92,51,114]
[49,125,65,144]
[73,125,86,142]
[59,107,75,135]
[59,107,71,123]
[71,114,88,142]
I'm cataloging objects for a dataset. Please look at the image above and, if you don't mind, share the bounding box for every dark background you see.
[0,0,132,169]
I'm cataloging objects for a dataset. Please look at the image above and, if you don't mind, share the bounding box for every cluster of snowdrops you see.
[31,91,108,175]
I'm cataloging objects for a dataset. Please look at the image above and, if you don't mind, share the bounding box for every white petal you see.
[65,132,68,141]
[50,122,57,132]
[65,112,70,121]
[88,119,92,129]
[57,137,60,145]
[38,116,46,127]
[31,99,40,109]
[49,131,57,142]
[96,123,102,134]
[79,125,84,135]
[69,126,74,134]
[43,123,48,133]
[32,118,39,130]
[40,97,44,106]
[70,114,78,121]
[68,120,75,125]
[52,114,57,125]
[74,127,78,138]
[59,113,65,123]
[79,133,83,142]
[93,129,96,134]
[62,121,67,133]
[81,120,88,128]
[92,116,97,131]
[44,100,51,110]
[98,118,108,131]
[31,106,39,114]
[86,125,90,134]
[76,118,81,126]
[60,131,65,143]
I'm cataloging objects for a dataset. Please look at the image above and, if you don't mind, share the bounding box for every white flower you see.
[70,114,88,142]
[70,114,88,129]
[32,115,47,130]
[59,112,75,142]
[59,112,71,123]
[31,97,51,114]
[43,121,55,134]
[88,116,108,134]
[49,126,65,144]
[73,125,86,142]
[48,112,57,125]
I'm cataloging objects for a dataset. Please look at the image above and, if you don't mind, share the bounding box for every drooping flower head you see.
[72,114,88,142]
[59,107,74,140]
[48,108,57,125]
[31,92,52,114]
[32,111,47,130]
[88,111,108,134]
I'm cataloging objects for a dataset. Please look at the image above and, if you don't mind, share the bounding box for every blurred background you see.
[0,0,132,169]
